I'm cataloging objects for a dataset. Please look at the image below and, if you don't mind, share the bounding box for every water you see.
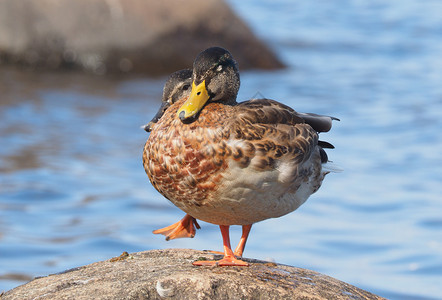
[1,0,441,299]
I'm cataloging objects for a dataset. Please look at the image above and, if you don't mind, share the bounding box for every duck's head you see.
[177,47,240,122]
[144,69,192,132]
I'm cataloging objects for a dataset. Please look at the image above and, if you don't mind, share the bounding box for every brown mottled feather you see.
[143,96,327,224]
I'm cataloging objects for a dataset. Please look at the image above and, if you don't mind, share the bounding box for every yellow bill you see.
[177,80,209,120]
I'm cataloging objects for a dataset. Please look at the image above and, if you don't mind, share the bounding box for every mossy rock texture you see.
[2,248,384,300]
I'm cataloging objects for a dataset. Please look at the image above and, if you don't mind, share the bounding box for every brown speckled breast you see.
[143,98,232,209]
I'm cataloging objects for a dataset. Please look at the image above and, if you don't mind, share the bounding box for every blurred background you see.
[1,0,442,299]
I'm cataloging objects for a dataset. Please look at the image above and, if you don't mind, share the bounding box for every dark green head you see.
[177,47,240,121]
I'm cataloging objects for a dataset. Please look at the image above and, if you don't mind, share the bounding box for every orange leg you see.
[209,224,252,257]
[153,214,200,241]
[193,225,249,266]
[234,224,252,257]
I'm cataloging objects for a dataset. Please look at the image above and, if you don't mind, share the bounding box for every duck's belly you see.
[185,187,309,225]
[171,159,323,225]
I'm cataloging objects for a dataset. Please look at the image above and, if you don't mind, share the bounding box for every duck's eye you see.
[197,91,201,95]
[182,84,190,91]
[216,65,223,72]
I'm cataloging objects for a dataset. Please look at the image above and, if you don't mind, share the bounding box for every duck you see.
[143,69,193,133]
[143,47,338,266]
[145,69,335,241]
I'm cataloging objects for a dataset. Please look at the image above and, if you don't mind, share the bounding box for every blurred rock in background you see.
[0,0,284,76]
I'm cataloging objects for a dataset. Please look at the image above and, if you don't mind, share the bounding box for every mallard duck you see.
[143,47,338,266]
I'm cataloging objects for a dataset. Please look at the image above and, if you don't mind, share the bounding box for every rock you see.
[2,248,384,300]
[0,0,284,75]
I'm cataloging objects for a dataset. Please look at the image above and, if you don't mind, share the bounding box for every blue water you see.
[1,0,442,299]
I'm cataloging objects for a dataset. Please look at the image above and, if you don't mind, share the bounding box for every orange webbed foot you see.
[153,214,200,241]
[193,255,249,267]
[193,225,250,267]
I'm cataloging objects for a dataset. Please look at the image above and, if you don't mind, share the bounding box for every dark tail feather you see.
[318,140,335,149]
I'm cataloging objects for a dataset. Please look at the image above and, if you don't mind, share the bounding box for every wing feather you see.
[231,99,320,170]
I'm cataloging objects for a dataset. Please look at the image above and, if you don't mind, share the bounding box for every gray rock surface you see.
[2,248,385,300]
[0,0,284,75]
